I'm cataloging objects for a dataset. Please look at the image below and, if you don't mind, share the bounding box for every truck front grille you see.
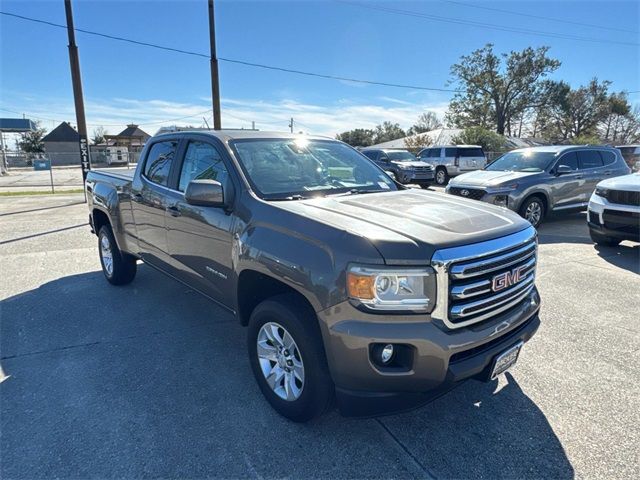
[414,165,433,172]
[448,187,486,201]
[607,190,640,206]
[431,227,537,329]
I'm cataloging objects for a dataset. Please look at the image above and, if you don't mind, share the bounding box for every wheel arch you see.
[236,269,317,327]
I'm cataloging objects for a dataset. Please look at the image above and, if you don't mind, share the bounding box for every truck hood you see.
[272,189,530,264]
[450,169,541,187]
[597,172,640,191]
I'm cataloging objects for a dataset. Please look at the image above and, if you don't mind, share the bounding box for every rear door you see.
[577,150,605,198]
[458,147,486,171]
[130,138,180,268]
[165,137,236,306]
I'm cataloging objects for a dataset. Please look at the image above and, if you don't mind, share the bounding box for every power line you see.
[0,10,461,93]
[338,1,639,47]
[0,106,213,127]
[440,0,638,35]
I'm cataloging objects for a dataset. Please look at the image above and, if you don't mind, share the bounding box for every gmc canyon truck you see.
[86,130,541,422]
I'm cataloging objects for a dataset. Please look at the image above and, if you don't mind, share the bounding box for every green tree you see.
[451,127,507,152]
[404,133,432,152]
[407,112,442,135]
[447,44,561,135]
[372,121,406,144]
[17,122,46,154]
[543,78,611,141]
[91,126,108,145]
[336,128,374,147]
[600,92,633,143]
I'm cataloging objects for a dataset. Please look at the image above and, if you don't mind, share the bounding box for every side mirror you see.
[185,179,225,207]
[556,165,573,175]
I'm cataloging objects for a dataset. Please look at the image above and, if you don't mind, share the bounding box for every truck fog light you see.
[381,344,394,364]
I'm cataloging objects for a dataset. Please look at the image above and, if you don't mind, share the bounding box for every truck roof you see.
[152,129,333,143]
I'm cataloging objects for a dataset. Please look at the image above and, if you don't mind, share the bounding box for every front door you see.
[548,151,586,209]
[130,139,180,268]
[165,139,236,307]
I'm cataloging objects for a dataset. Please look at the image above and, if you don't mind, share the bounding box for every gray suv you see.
[446,146,631,227]
[361,148,434,187]
[417,145,487,185]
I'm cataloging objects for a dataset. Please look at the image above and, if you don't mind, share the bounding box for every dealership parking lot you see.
[1,192,638,479]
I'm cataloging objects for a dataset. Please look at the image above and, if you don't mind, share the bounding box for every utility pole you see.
[64,0,90,188]
[208,0,222,130]
[289,117,294,133]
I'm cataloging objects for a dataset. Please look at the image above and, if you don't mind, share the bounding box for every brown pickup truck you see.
[86,130,541,421]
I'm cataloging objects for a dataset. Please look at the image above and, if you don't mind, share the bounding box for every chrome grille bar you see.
[450,242,536,279]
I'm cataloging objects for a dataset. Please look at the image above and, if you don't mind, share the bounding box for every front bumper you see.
[317,287,541,416]
[588,194,640,241]
[398,170,435,184]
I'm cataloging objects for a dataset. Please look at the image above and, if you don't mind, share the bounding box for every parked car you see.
[360,148,434,187]
[616,145,640,172]
[445,145,631,227]
[417,145,487,185]
[587,173,640,246]
[86,130,541,421]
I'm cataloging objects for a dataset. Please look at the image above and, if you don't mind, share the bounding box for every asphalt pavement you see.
[1,193,638,479]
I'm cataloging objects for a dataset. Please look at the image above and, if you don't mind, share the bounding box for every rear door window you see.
[444,148,456,157]
[600,151,617,166]
[577,150,603,169]
[144,140,179,186]
[430,148,442,158]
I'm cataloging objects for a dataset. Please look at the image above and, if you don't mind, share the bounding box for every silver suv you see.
[417,145,487,185]
[446,145,631,227]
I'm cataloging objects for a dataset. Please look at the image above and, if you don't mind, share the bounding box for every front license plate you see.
[490,342,523,380]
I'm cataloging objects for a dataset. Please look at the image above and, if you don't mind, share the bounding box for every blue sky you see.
[1,0,638,137]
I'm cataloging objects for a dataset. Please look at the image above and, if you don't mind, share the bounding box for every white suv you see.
[417,145,487,185]
[588,173,640,246]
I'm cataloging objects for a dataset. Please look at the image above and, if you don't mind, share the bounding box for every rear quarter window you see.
[459,148,485,157]
[577,150,603,169]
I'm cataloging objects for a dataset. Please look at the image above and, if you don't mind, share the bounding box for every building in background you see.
[42,122,80,166]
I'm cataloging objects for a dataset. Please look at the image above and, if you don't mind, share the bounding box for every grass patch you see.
[0,188,85,197]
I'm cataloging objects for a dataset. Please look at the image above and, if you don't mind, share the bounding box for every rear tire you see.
[98,225,137,285]
[248,294,334,422]
[519,196,545,228]
[589,230,620,247]
[435,167,449,186]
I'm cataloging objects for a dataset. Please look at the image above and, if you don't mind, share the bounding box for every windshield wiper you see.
[268,194,309,201]
[329,188,384,197]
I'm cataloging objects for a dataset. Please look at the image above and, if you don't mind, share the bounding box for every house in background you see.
[42,122,81,166]
[103,124,151,164]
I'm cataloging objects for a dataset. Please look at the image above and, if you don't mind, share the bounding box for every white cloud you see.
[3,94,450,138]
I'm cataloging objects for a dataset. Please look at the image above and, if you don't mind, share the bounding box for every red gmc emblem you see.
[492,266,527,292]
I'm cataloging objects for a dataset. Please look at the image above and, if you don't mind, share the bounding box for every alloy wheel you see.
[100,233,114,276]
[256,322,305,401]
[525,201,542,226]
[436,170,446,185]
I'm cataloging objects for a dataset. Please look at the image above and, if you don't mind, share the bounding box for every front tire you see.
[98,225,137,285]
[435,167,449,186]
[248,294,334,422]
[519,196,545,228]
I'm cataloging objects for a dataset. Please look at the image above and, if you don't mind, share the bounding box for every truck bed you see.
[91,168,135,182]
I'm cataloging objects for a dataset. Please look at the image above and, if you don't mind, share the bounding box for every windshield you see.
[231,138,398,199]
[486,150,557,172]
[387,151,416,162]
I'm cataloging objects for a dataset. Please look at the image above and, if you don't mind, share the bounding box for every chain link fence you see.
[1,149,141,194]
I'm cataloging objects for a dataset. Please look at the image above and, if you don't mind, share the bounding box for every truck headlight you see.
[595,186,609,199]
[397,164,413,170]
[347,265,436,312]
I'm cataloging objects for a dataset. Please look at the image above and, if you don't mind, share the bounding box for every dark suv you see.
[361,148,434,187]
[446,145,630,227]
